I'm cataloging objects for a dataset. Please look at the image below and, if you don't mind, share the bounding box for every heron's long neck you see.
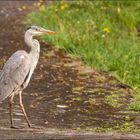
[24,32,40,54]
[24,32,40,69]
[23,31,40,88]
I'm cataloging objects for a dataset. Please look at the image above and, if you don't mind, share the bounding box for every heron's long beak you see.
[45,29,57,35]
[41,28,57,35]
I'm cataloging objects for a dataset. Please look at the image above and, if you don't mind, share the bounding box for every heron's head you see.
[27,25,57,36]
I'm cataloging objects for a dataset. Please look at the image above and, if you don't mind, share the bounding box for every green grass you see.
[25,1,140,110]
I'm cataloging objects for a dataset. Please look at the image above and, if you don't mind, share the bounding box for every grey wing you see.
[0,51,30,102]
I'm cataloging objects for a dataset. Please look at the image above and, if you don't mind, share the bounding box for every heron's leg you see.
[19,91,31,127]
[9,93,15,128]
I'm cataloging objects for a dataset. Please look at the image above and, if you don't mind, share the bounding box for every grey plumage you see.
[0,51,30,101]
[0,25,56,128]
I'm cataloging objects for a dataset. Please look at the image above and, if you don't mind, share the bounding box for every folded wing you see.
[0,51,30,102]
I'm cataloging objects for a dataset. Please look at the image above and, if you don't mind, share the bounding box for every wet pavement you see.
[0,1,139,139]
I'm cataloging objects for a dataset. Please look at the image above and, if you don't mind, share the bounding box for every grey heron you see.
[0,25,56,128]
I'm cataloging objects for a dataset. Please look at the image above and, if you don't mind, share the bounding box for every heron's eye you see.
[36,27,41,31]
[34,27,40,31]
[30,25,41,31]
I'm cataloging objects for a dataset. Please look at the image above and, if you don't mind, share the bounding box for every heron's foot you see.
[28,123,31,128]
[26,120,31,128]
[10,125,20,129]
